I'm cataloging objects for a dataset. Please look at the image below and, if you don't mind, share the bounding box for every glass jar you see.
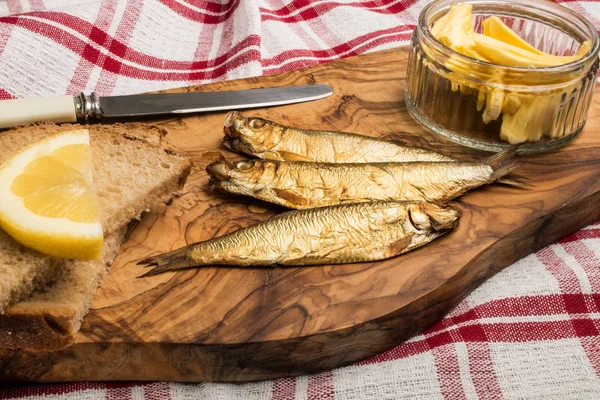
[405,0,600,153]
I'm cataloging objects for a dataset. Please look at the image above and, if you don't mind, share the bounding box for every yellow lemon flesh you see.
[430,4,591,144]
[0,129,103,260]
[430,3,487,60]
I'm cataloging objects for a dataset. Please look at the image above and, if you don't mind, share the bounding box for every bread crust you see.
[0,307,74,351]
[0,122,191,350]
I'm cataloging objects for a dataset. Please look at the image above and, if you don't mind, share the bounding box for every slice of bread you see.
[0,230,62,316]
[0,227,128,351]
[0,123,192,313]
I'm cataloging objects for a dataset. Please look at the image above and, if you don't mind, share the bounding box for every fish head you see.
[407,203,461,233]
[224,111,284,155]
[207,158,279,189]
[230,159,279,188]
[206,159,233,181]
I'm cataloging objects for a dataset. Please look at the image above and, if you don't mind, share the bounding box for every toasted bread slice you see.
[0,227,128,350]
[0,123,191,313]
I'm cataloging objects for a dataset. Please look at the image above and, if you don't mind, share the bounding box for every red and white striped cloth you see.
[1,1,600,399]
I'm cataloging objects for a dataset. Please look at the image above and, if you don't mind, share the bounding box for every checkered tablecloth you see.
[1,0,600,399]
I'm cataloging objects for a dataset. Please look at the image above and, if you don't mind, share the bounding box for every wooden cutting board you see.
[3,47,600,383]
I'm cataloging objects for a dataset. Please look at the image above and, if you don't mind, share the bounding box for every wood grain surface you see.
[3,47,600,382]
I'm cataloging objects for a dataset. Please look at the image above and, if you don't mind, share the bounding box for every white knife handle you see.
[0,95,77,129]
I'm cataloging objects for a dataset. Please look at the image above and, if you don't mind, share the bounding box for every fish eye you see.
[237,160,256,171]
[249,119,266,129]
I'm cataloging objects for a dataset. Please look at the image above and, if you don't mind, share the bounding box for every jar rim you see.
[418,0,600,73]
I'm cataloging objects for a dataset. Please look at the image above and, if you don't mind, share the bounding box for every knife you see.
[0,84,333,129]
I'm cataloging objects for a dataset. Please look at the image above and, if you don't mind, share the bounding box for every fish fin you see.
[272,188,311,208]
[485,146,522,183]
[137,247,197,278]
[275,150,314,162]
[496,174,532,188]
[388,235,414,256]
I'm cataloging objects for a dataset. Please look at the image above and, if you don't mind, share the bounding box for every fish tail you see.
[486,146,529,188]
[496,174,532,188]
[486,145,518,173]
[137,247,197,278]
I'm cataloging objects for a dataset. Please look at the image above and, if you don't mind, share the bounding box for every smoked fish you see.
[206,148,518,209]
[138,201,460,276]
[223,111,456,163]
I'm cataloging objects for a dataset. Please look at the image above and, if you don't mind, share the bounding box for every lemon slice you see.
[0,129,103,260]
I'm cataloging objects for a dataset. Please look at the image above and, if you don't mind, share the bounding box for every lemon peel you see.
[0,129,103,260]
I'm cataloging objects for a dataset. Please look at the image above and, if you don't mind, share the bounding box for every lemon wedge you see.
[0,129,103,260]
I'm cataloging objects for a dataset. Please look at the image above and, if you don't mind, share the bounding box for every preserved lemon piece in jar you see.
[482,16,544,55]
[430,3,591,144]
[430,3,487,60]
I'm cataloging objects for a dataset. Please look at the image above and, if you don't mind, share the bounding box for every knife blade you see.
[0,84,333,129]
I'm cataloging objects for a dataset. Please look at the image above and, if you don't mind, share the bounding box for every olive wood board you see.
[3,47,600,383]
